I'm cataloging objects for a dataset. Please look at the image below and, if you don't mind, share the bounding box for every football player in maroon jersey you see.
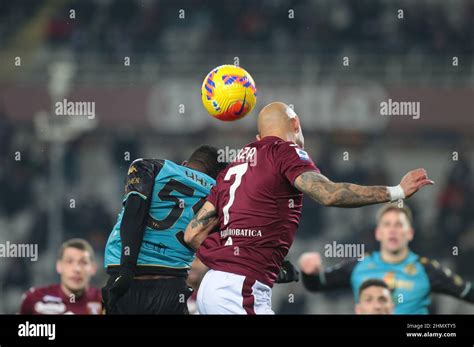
[20,239,101,315]
[184,101,434,314]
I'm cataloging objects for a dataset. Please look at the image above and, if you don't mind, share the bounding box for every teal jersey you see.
[104,159,215,272]
[302,250,474,314]
[351,251,431,314]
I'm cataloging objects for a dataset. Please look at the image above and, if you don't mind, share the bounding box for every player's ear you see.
[256,134,261,141]
[355,304,362,314]
[292,116,301,133]
[90,262,98,276]
[375,227,382,242]
[389,302,395,314]
[56,260,62,275]
[407,227,414,242]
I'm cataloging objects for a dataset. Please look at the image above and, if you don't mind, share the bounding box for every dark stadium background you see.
[0,0,473,314]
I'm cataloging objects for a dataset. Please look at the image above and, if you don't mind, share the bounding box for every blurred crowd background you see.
[0,0,473,314]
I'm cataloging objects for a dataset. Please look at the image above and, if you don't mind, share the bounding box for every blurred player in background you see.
[299,203,474,314]
[102,145,227,314]
[20,239,101,315]
[355,279,394,314]
[185,101,433,314]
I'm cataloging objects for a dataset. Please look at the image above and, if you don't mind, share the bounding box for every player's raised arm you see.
[294,168,434,208]
[184,201,218,251]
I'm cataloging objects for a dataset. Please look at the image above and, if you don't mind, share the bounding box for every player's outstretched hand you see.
[275,260,300,283]
[298,252,322,275]
[400,168,435,198]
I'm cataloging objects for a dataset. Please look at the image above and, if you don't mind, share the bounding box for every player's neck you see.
[185,162,206,174]
[380,247,409,264]
[60,283,86,299]
[261,133,294,144]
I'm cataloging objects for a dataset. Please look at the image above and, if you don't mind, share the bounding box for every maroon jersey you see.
[19,284,102,315]
[197,136,319,286]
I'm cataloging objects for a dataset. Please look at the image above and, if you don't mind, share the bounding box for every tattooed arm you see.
[294,168,434,208]
[184,201,218,250]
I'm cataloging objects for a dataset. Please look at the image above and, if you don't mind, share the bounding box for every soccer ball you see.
[201,65,257,121]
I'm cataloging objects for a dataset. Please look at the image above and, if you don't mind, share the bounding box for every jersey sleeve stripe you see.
[319,269,327,286]
[460,282,472,298]
[122,190,148,203]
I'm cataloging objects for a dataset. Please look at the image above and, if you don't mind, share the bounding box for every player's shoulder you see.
[414,254,454,279]
[274,139,312,161]
[417,255,463,284]
[86,286,102,301]
[347,252,372,267]
[360,251,374,261]
[127,158,165,175]
[357,251,379,265]
[129,158,166,169]
[21,286,37,302]
[22,284,59,301]
[418,255,442,270]
[254,136,309,159]
[349,252,376,275]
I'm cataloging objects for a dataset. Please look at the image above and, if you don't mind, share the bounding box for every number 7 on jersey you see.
[222,163,249,225]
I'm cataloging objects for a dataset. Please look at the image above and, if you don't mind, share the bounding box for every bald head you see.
[257,102,305,148]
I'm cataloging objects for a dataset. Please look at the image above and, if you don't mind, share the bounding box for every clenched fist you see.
[298,252,322,275]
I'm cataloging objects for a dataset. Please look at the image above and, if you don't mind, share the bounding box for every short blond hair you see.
[376,203,413,226]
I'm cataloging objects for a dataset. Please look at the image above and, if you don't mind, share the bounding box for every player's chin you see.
[65,280,87,292]
[385,241,402,252]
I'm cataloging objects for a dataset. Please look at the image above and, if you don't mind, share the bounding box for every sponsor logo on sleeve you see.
[295,148,310,161]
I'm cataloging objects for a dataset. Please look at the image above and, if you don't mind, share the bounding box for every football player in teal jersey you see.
[299,203,474,314]
[103,145,227,314]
